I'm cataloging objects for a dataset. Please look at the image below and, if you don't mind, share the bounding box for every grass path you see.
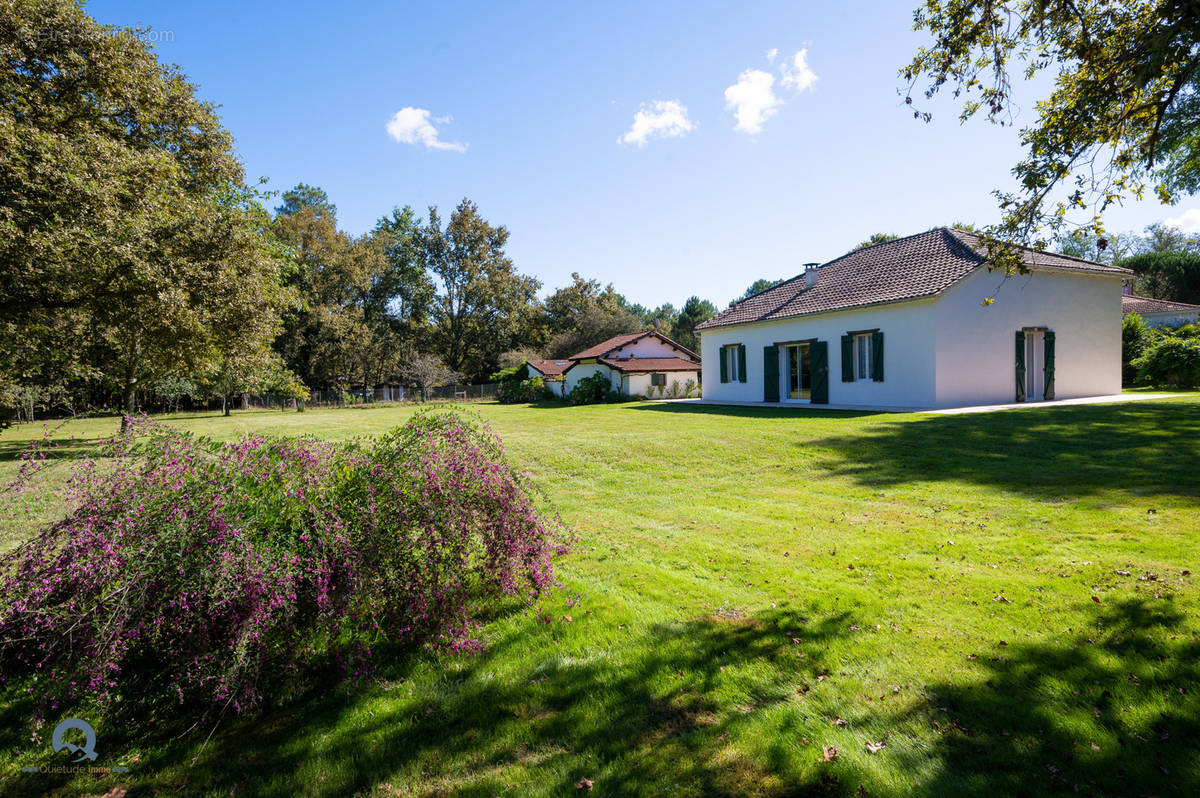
[1,398,1199,796]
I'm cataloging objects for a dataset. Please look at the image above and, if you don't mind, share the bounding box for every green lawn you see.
[2,397,1199,796]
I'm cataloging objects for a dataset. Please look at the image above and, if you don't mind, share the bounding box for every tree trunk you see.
[223,394,230,417]
[121,369,137,433]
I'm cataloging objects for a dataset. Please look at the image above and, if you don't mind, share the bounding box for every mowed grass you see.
[1,397,1199,797]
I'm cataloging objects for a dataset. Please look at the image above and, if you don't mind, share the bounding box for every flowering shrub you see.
[0,410,565,720]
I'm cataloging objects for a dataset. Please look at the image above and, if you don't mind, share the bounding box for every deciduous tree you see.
[904,0,1200,262]
[0,0,287,429]
[399,351,462,401]
[422,200,541,380]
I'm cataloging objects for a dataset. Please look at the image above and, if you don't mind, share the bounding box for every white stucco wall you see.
[624,371,701,398]
[610,336,690,358]
[700,300,938,407]
[562,361,620,395]
[934,267,1123,406]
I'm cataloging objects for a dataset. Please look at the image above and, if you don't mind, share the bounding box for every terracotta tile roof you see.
[598,356,701,373]
[1122,294,1200,315]
[568,330,700,361]
[698,227,1131,331]
[526,359,571,376]
[569,331,651,359]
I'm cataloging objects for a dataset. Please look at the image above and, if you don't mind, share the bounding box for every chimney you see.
[803,262,819,289]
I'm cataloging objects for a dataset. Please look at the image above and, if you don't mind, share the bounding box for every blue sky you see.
[90,0,1200,308]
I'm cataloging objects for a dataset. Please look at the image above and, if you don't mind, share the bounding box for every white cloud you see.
[618,99,697,147]
[385,107,466,152]
[1163,208,1200,233]
[724,69,781,135]
[765,47,779,63]
[780,48,817,92]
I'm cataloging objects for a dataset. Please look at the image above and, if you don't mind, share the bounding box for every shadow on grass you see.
[0,437,109,464]
[885,598,1200,796]
[2,608,851,797]
[806,401,1200,499]
[5,600,1198,796]
[625,403,882,420]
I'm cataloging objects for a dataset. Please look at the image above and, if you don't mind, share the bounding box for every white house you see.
[1121,288,1200,329]
[560,331,701,398]
[697,227,1130,409]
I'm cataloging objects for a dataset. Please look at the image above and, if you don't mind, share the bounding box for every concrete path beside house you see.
[668,393,1185,415]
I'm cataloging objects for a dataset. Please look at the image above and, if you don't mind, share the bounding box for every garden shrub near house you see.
[1124,314,1200,388]
[1133,335,1200,388]
[0,411,565,723]
[497,376,547,404]
[569,372,616,405]
[1122,313,1154,385]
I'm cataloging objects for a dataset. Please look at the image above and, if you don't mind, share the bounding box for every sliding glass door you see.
[784,343,811,401]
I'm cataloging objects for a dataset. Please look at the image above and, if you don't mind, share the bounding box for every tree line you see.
[0,1,718,425]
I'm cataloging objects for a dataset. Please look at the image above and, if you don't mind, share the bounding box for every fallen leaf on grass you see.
[1115,569,1131,576]
[993,594,1010,603]
[866,740,886,754]
[1092,596,1101,604]
[833,716,848,727]
[102,789,128,798]
[820,745,839,762]
[575,777,594,791]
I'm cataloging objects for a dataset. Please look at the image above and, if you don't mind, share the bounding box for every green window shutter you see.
[719,346,728,383]
[811,341,829,403]
[1044,330,1055,400]
[763,345,780,402]
[1015,330,1026,402]
[737,344,747,383]
[871,331,884,382]
[840,335,854,382]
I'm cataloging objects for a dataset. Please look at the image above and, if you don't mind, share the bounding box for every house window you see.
[720,344,746,383]
[854,333,874,381]
[651,373,666,387]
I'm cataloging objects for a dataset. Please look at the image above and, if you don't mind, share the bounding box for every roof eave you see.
[698,293,941,333]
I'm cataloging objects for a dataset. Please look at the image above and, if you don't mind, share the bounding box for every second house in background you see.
[698,228,1130,409]
[559,331,701,398]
